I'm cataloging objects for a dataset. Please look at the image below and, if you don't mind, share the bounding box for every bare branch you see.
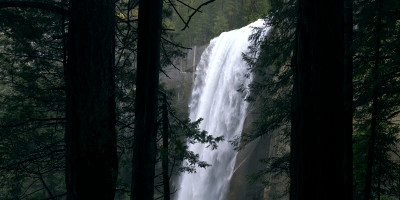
[160,40,180,72]
[167,0,186,27]
[37,171,55,199]
[181,0,216,30]
[176,0,202,13]
[160,67,171,79]
[161,36,191,50]
[162,28,175,31]
[117,120,134,130]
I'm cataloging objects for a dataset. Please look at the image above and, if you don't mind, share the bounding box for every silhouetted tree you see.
[290,0,349,199]
[363,1,382,199]
[66,0,118,198]
[344,0,354,199]
[130,0,163,199]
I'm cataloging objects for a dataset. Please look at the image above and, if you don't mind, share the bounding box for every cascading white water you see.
[176,20,267,200]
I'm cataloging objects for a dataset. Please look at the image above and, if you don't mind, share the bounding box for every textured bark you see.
[65,0,117,199]
[130,0,163,199]
[344,0,354,199]
[290,0,346,199]
[364,1,382,199]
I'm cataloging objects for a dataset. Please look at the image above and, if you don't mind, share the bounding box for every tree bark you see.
[377,157,382,200]
[364,1,382,199]
[290,0,347,199]
[65,0,117,199]
[344,0,354,199]
[130,0,163,199]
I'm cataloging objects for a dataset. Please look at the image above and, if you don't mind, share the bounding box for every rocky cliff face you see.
[161,46,287,200]
[228,100,288,200]
[160,45,207,117]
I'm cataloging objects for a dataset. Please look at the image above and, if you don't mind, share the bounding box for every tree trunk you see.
[65,0,117,199]
[130,0,163,199]
[364,1,382,199]
[290,0,346,199]
[344,0,354,199]
[162,94,170,200]
[377,157,382,200]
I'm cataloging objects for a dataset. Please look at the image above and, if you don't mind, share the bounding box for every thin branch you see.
[182,0,216,30]
[161,36,191,50]
[0,117,65,128]
[37,170,55,199]
[18,179,40,199]
[0,149,65,171]
[176,0,202,13]
[160,67,171,79]
[0,52,64,63]
[21,187,45,200]
[157,91,191,130]
[161,40,180,71]
[115,27,133,67]
[167,0,186,28]
[162,28,175,31]
[0,0,68,16]
[51,33,67,40]
[44,193,67,200]
[116,188,130,193]
[166,105,191,131]
[389,149,400,159]
[116,17,139,24]
[117,120,134,130]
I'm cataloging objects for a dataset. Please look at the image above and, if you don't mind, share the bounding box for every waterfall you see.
[175,20,268,200]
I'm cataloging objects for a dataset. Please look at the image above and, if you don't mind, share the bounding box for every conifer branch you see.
[0,1,68,16]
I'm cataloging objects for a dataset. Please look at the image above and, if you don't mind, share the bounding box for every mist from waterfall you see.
[175,20,267,200]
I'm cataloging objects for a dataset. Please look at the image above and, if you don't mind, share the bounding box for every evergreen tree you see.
[65,0,118,198]
[0,1,223,199]
[244,0,400,200]
[290,0,349,199]
[0,2,67,199]
[352,0,400,199]
[130,0,163,199]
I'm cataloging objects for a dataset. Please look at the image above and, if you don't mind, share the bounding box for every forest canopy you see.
[0,0,400,200]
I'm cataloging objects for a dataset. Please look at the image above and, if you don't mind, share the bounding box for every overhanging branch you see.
[0,1,69,16]
[181,0,215,30]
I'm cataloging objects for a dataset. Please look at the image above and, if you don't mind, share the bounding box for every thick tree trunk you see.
[364,1,382,199]
[130,0,163,199]
[344,0,354,199]
[65,0,117,199]
[290,0,347,199]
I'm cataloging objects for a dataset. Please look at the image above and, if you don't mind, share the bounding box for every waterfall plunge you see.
[176,20,268,200]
